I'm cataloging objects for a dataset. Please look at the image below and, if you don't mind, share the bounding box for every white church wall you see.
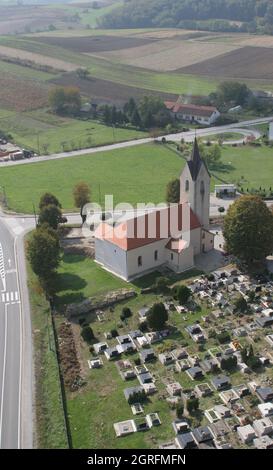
[95,238,128,280]
[166,245,194,273]
[126,239,167,280]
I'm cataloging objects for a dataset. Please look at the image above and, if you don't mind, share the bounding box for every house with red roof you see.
[165,100,220,125]
[94,139,214,281]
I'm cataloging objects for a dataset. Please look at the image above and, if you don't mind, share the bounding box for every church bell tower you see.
[180,138,210,229]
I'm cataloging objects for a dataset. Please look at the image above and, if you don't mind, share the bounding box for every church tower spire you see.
[180,138,210,228]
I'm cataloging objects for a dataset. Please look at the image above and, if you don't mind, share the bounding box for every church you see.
[94,139,214,281]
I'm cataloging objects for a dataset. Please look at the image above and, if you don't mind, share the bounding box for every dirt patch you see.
[177,46,273,80]
[0,72,50,111]
[0,45,78,72]
[32,35,156,53]
[50,71,177,106]
[58,321,84,392]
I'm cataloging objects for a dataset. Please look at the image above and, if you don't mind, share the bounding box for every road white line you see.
[14,236,22,449]
[0,243,6,292]
[0,303,8,448]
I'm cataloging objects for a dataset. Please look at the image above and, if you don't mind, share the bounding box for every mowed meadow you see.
[1,141,273,214]
[0,144,185,213]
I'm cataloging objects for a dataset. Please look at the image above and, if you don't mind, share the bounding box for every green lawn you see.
[27,257,68,449]
[212,144,273,190]
[56,254,130,307]
[0,143,184,213]
[0,108,147,154]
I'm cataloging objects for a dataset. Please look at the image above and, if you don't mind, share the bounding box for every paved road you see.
[0,216,32,449]
[0,116,271,168]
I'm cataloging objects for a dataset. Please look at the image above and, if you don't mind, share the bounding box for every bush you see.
[216,331,231,344]
[122,307,132,318]
[176,402,184,419]
[139,321,148,333]
[173,285,191,305]
[155,276,170,294]
[187,397,199,414]
[221,355,237,371]
[110,328,119,338]
[81,325,94,343]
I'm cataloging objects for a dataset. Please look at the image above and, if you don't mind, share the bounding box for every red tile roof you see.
[164,101,218,117]
[95,204,200,251]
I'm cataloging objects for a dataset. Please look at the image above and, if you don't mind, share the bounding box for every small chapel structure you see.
[94,139,214,281]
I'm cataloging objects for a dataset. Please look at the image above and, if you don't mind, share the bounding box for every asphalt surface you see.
[0,216,33,449]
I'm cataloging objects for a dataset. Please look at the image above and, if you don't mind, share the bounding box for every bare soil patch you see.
[32,35,155,53]
[58,321,84,392]
[0,72,50,111]
[177,46,273,80]
[50,72,177,106]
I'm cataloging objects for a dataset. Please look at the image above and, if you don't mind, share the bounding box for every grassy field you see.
[0,108,147,153]
[27,256,68,449]
[1,143,273,214]
[213,144,273,190]
[0,143,184,213]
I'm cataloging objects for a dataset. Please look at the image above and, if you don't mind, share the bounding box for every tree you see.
[49,86,81,115]
[49,87,66,113]
[73,182,91,223]
[176,401,184,419]
[166,178,180,204]
[173,285,191,305]
[217,81,251,106]
[38,204,64,230]
[186,397,199,414]
[234,294,248,314]
[120,307,132,321]
[216,331,231,344]
[76,68,90,79]
[223,195,273,267]
[221,355,237,371]
[27,224,61,282]
[39,192,62,211]
[131,108,142,128]
[147,303,168,330]
[81,325,94,343]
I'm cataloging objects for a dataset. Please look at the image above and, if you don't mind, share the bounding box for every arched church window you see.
[185,180,189,192]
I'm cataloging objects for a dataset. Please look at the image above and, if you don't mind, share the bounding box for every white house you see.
[94,139,214,281]
[165,100,220,125]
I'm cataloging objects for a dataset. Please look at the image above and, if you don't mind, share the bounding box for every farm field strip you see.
[177,46,273,81]
[0,45,79,72]
[98,39,241,72]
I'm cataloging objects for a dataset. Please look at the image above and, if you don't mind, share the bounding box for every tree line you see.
[98,0,273,34]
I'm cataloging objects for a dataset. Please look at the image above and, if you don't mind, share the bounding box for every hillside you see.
[98,0,273,34]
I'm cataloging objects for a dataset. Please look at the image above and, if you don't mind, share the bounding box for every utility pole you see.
[32,202,37,227]
[37,132,40,155]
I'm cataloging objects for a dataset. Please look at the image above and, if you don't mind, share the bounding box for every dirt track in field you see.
[177,46,273,80]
